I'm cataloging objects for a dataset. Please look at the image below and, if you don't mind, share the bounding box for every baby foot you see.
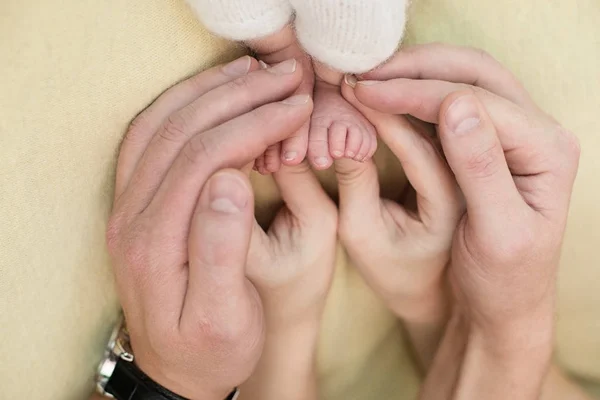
[248,26,315,174]
[308,79,377,170]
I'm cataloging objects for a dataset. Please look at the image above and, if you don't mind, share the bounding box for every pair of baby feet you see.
[252,39,377,174]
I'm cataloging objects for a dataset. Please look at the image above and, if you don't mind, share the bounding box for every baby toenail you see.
[283,151,298,161]
[314,157,329,166]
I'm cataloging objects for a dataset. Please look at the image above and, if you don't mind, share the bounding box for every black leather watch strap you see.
[106,358,237,400]
[105,358,187,400]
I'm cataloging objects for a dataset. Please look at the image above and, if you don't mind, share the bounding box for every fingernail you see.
[209,173,248,214]
[259,60,269,70]
[446,95,481,135]
[222,56,251,77]
[281,94,310,105]
[314,156,330,167]
[332,150,343,158]
[346,151,356,158]
[267,59,297,75]
[344,74,357,88]
[357,80,381,86]
[283,151,298,161]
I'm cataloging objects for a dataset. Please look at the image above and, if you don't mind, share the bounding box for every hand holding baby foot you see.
[241,162,338,400]
[308,62,378,170]
[335,82,463,369]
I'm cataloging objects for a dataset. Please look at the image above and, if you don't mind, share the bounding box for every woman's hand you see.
[353,43,581,399]
[333,78,463,369]
[105,55,313,400]
[248,162,337,330]
[239,162,338,400]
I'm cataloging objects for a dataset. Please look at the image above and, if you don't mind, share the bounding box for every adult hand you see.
[335,79,463,369]
[105,56,313,400]
[248,162,337,330]
[353,44,581,399]
[239,162,338,400]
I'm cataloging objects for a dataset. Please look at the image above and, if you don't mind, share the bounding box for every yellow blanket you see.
[0,0,598,398]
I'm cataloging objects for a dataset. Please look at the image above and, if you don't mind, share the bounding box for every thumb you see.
[438,91,525,223]
[334,157,382,235]
[182,169,259,329]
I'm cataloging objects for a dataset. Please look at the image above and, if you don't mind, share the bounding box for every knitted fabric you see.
[187,0,407,73]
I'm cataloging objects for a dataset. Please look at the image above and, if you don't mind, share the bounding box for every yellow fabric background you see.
[0,0,598,399]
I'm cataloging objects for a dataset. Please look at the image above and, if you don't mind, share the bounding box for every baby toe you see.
[255,154,268,175]
[281,123,309,166]
[328,122,348,159]
[365,128,378,160]
[354,126,377,162]
[345,125,364,160]
[264,143,282,173]
[308,125,333,170]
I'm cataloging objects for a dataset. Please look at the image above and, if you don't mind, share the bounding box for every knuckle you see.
[161,112,191,143]
[182,134,212,166]
[226,74,253,92]
[464,142,503,179]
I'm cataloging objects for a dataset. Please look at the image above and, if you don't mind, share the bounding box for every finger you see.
[115,56,259,200]
[342,79,460,226]
[354,79,559,176]
[281,60,314,166]
[438,91,526,223]
[182,170,255,328]
[120,59,304,214]
[361,44,534,109]
[272,162,336,225]
[147,95,314,235]
[335,157,384,236]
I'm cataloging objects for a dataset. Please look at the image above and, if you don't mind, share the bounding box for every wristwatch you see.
[96,315,239,400]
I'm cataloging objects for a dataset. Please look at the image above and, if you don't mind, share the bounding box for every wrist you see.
[454,314,553,400]
[388,279,451,325]
[133,357,235,400]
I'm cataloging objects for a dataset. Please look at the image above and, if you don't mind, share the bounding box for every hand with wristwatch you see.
[96,316,239,400]
[93,55,334,400]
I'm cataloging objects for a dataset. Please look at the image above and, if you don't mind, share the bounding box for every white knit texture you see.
[290,0,407,73]
[185,0,293,40]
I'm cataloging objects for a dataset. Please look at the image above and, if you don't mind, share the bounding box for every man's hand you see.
[354,44,581,399]
[105,55,313,400]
